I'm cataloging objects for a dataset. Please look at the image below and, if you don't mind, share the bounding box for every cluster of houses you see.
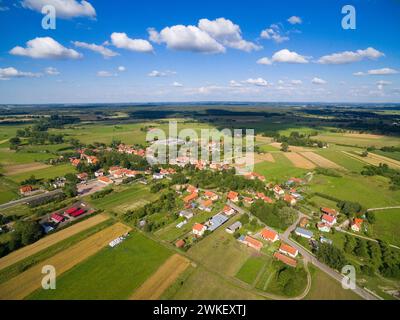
[237,227,299,268]
[317,207,338,233]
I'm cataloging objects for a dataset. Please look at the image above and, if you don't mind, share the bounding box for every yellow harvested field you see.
[343,151,400,170]
[269,142,311,152]
[0,222,131,300]
[0,214,109,272]
[343,133,384,140]
[130,254,190,300]
[255,135,273,144]
[284,152,316,169]
[300,152,343,169]
[4,163,50,175]
[254,153,275,164]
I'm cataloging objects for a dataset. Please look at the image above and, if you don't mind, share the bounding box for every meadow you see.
[28,231,171,300]
[372,208,400,246]
[7,163,75,183]
[235,256,266,285]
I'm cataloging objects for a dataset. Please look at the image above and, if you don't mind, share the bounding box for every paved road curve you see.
[0,189,63,210]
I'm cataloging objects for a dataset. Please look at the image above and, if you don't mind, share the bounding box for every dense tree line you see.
[274,131,326,148]
[316,243,347,270]
[250,200,297,229]
[361,163,400,190]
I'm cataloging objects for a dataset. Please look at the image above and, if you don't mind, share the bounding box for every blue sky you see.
[0,0,399,104]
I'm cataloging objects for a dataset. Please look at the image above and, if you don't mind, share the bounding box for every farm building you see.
[260,228,279,242]
[50,213,64,224]
[207,213,229,231]
[274,252,297,267]
[192,223,206,237]
[239,235,263,251]
[279,243,298,258]
[226,221,242,234]
[295,227,313,239]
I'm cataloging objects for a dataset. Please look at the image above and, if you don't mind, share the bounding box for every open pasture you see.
[0,222,131,299]
[300,152,343,169]
[284,152,316,169]
[28,231,171,300]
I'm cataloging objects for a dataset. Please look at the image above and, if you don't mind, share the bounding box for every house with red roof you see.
[279,243,298,258]
[241,236,263,251]
[199,199,213,212]
[242,197,254,205]
[70,158,81,167]
[321,207,338,216]
[186,185,198,194]
[175,239,185,248]
[98,176,113,185]
[273,185,284,197]
[317,222,331,233]
[260,228,279,242]
[351,218,363,232]
[19,185,33,195]
[274,252,297,267]
[284,194,297,206]
[183,192,198,203]
[76,172,88,181]
[192,223,206,237]
[227,191,239,202]
[322,214,337,226]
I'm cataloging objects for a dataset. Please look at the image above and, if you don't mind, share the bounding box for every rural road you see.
[0,189,63,210]
[228,201,379,300]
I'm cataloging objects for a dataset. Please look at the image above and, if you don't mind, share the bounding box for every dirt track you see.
[130,254,191,300]
[0,222,131,300]
[0,214,109,272]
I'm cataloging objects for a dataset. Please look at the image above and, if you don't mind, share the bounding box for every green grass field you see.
[235,256,265,285]
[87,183,158,215]
[372,208,400,246]
[255,152,308,181]
[309,173,400,209]
[315,132,400,148]
[316,150,366,172]
[304,266,362,300]
[374,150,400,162]
[0,176,19,204]
[28,231,171,300]
[0,219,114,285]
[7,164,75,183]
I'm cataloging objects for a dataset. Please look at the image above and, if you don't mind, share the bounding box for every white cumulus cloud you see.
[73,41,118,58]
[243,78,269,87]
[198,17,261,52]
[111,32,153,53]
[0,67,41,80]
[257,57,272,65]
[21,0,96,19]
[148,70,176,77]
[10,37,82,59]
[172,81,183,87]
[287,16,302,24]
[272,49,308,63]
[311,77,327,85]
[260,24,289,43]
[317,47,384,64]
[117,66,126,72]
[367,68,398,75]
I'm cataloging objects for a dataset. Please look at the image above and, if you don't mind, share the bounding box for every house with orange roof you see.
[279,243,299,258]
[241,236,263,251]
[204,190,219,201]
[70,158,81,167]
[19,185,33,195]
[86,155,98,165]
[321,207,338,216]
[227,191,239,202]
[186,185,198,194]
[322,214,337,226]
[175,239,186,248]
[242,197,254,205]
[192,223,206,237]
[273,185,284,197]
[183,192,198,203]
[351,218,363,232]
[274,252,297,267]
[199,199,213,212]
[260,228,279,242]
[76,172,88,181]
[98,176,113,185]
[284,194,297,206]
[223,205,236,216]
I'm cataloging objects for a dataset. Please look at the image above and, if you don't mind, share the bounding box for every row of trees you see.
[361,163,400,190]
